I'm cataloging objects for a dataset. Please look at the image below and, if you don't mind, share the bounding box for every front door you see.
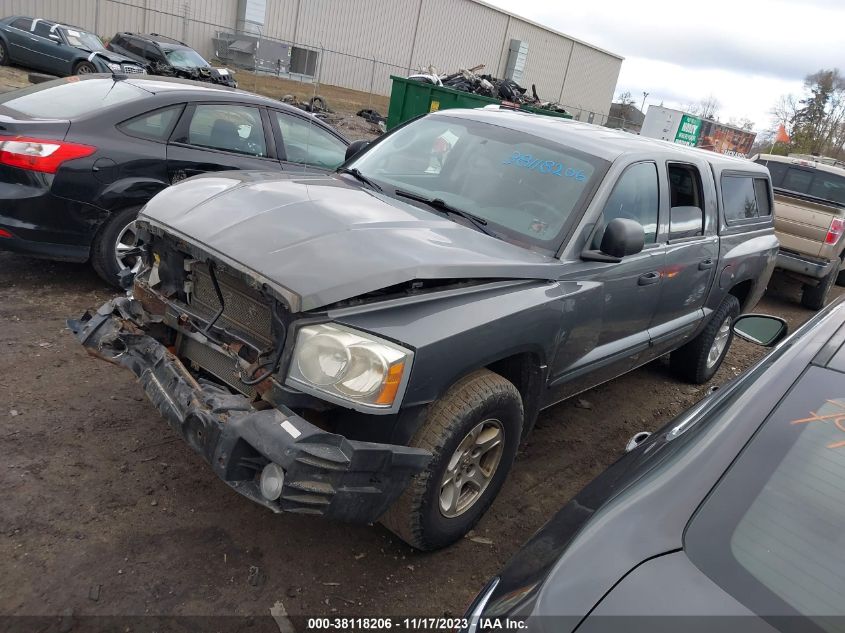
[166,102,280,183]
[549,161,666,400]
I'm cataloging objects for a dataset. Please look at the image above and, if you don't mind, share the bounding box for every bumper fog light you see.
[259,463,285,501]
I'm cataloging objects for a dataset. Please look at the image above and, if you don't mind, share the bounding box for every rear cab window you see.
[0,78,147,119]
[721,173,772,223]
[686,366,845,625]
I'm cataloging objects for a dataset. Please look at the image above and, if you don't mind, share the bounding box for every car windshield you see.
[165,47,209,69]
[347,114,607,252]
[60,27,105,51]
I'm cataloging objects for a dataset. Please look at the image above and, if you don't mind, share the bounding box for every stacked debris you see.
[409,65,569,115]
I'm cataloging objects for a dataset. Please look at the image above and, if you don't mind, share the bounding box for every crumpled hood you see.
[139,171,563,311]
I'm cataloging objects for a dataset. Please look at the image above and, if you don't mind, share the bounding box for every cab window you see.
[273,111,346,169]
[595,161,659,246]
[722,175,759,222]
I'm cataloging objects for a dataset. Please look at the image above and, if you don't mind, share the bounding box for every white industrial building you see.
[0,0,623,121]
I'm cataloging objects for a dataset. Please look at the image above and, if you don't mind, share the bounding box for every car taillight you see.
[0,136,95,174]
[825,217,845,245]
[0,228,14,238]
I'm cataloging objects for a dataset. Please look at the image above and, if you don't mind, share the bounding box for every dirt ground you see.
[0,64,842,629]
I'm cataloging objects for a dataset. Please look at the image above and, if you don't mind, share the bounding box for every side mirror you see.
[732,314,788,347]
[669,206,703,240]
[582,217,645,262]
[345,139,369,161]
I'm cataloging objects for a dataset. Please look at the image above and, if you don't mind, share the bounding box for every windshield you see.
[165,48,209,69]
[0,78,145,118]
[347,115,607,252]
[61,28,105,51]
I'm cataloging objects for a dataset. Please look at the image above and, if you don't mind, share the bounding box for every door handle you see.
[699,258,714,270]
[638,271,661,286]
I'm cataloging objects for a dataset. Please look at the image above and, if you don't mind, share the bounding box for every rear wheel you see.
[802,258,840,310]
[0,40,9,66]
[835,255,845,287]
[73,61,97,75]
[90,206,143,288]
[380,369,523,551]
[671,294,741,384]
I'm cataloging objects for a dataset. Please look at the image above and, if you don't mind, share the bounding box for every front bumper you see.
[69,298,431,523]
[776,248,835,280]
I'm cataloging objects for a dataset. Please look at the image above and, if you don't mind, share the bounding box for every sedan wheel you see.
[114,220,144,275]
[74,61,96,75]
[439,418,505,518]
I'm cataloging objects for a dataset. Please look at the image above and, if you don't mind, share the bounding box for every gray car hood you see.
[139,171,563,312]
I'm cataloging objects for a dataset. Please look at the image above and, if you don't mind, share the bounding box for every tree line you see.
[768,69,845,158]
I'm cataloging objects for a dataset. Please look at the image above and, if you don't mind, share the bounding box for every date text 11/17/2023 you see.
[503,152,587,181]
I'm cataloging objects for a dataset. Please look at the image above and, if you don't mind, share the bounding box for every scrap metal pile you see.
[409,65,569,114]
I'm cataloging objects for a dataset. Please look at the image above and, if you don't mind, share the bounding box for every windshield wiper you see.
[394,189,495,237]
[337,167,382,192]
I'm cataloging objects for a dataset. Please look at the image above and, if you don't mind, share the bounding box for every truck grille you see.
[189,263,274,347]
[180,337,256,398]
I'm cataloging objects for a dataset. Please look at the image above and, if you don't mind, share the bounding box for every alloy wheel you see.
[114,220,144,275]
[439,419,505,518]
[706,316,732,369]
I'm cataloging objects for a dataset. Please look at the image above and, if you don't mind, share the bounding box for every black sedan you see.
[0,16,145,75]
[0,75,349,285]
[463,302,845,632]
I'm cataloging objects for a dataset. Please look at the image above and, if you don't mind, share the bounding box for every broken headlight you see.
[285,323,412,412]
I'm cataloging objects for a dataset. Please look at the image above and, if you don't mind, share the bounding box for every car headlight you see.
[286,323,412,411]
[107,62,121,73]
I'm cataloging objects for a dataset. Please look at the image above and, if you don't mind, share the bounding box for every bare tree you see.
[616,90,635,106]
[689,94,721,120]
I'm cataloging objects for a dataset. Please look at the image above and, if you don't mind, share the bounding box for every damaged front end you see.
[69,225,429,523]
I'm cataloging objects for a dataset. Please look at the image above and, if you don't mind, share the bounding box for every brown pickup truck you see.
[753,153,845,309]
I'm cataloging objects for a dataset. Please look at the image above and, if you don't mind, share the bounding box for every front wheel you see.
[380,369,523,551]
[671,294,741,384]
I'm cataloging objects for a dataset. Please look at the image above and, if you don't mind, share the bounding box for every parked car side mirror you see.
[669,206,703,240]
[732,314,788,347]
[345,139,369,161]
[582,217,645,262]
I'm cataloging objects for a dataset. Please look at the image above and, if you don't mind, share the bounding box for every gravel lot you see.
[0,65,841,628]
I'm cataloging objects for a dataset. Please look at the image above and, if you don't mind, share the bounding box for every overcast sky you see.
[486,0,845,131]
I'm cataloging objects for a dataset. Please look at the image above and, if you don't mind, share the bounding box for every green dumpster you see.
[386,75,572,130]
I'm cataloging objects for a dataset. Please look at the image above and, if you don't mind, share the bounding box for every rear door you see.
[166,102,280,183]
[647,160,718,351]
[4,17,34,65]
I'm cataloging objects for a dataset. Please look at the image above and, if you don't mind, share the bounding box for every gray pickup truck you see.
[71,108,777,550]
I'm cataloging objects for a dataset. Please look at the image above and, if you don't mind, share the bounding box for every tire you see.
[380,369,523,551]
[90,206,143,288]
[671,294,741,384]
[0,40,9,66]
[835,256,845,287]
[802,258,840,310]
[73,60,97,75]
